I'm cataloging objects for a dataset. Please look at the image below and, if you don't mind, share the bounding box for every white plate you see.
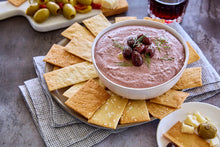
[0,1,101,32]
[157,102,220,147]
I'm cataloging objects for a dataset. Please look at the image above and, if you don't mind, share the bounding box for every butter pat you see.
[210,137,219,146]
[184,114,200,127]
[181,123,194,134]
[102,0,119,9]
[194,111,207,123]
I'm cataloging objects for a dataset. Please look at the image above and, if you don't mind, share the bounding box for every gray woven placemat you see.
[19,22,220,147]
[19,79,124,147]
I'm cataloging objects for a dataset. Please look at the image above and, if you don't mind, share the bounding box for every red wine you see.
[148,0,189,23]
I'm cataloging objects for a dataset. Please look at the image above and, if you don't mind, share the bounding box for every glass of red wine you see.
[148,0,189,23]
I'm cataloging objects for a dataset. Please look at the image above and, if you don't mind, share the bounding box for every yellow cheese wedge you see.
[181,123,194,134]
[93,0,102,4]
[184,114,200,127]
[194,111,207,123]
[102,0,119,9]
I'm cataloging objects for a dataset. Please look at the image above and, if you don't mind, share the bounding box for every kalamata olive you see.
[197,123,217,139]
[127,37,135,48]
[142,37,152,45]
[134,43,145,54]
[122,46,133,60]
[131,51,143,66]
[137,34,151,45]
[166,142,177,147]
[137,34,144,39]
[145,46,155,58]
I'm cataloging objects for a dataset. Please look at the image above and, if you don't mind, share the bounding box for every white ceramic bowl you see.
[92,20,189,100]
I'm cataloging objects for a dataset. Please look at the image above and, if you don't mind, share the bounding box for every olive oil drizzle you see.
[113,61,133,67]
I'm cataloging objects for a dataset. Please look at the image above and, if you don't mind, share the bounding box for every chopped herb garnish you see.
[159,54,174,61]
[133,34,147,47]
[163,45,170,49]
[159,38,168,44]
[114,61,133,67]
[154,37,170,52]
[156,39,161,52]
[144,53,151,68]
[108,36,124,50]
[112,39,124,50]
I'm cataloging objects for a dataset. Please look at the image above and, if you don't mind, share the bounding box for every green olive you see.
[26,3,39,16]
[55,0,62,3]
[69,0,76,6]
[63,3,76,19]
[61,0,68,4]
[76,0,92,5]
[37,0,49,4]
[33,8,50,23]
[46,1,61,15]
[197,123,217,139]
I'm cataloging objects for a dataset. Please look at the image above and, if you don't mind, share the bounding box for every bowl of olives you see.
[92,20,189,99]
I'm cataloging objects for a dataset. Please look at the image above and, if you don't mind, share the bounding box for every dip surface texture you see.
[95,25,185,88]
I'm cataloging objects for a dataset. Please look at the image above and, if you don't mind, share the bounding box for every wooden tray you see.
[0,0,128,32]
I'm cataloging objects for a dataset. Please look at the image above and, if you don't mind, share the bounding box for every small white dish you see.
[157,102,220,147]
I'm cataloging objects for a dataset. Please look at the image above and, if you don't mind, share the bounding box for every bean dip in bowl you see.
[92,20,189,100]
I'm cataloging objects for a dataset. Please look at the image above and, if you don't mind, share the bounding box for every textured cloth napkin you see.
[19,22,220,147]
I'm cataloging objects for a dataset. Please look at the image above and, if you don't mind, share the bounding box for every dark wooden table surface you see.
[0,0,219,146]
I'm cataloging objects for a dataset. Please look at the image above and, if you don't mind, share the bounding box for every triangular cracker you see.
[43,62,97,91]
[61,22,95,41]
[43,44,84,67]
[88,92,128,129]
[146,101,178,119]
[172,67,202,90]
[63,81,86,98]
[120,100,150,124]
[64,35,94,62]
[83,13,111,36]
[65,79,110,119]
[164,121,210,147]
[149,89,189,108]
[63,78,105,98]
[187,41,200,64]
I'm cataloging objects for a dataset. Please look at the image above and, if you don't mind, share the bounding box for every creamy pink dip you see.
[95,25,185,88]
